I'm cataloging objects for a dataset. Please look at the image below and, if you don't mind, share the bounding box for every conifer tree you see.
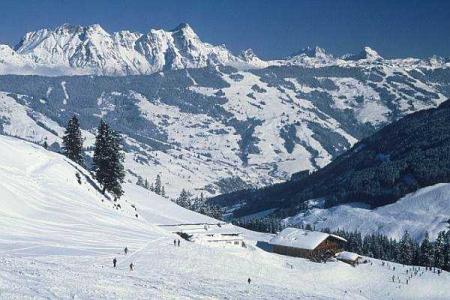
[93,120,125,199]
[175,189,192,208]
[445,231,450,271]
[434,231,446,269]
[62,115,83,165]
[399,231,414,265]
[154,174,162,195]
[419,232,433,267]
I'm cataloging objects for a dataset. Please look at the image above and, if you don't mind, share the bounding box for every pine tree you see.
[434,231,446,269]
[175,189,192,208]
[154,174,162,195]
[93,120,125,199]
[445,231,450,271]
[399,231,414,265]
[62,115,83,165]
[420,232,433,267]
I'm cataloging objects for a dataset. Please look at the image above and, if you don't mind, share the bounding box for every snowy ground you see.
[286,184,450,241]
[0,135,449,299]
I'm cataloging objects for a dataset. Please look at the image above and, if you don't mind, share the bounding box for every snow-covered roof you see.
[336,251,361,262]
[163,223,242,235]
[269,228,346,250]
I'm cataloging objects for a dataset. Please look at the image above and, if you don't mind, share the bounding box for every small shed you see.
[269,228,346,261]
[335,251,363,266]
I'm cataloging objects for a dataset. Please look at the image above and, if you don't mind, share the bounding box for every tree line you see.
[62,115,125,199]
[329,229,450,272]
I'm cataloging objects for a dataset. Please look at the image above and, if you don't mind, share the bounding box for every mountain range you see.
[0,23,449,76]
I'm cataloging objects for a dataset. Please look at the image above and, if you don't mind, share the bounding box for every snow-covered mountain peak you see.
[285,46,335,66]
[170,22,195,34]
[290,46,330,58]
[240,48,257,59]
[342,46,382,61]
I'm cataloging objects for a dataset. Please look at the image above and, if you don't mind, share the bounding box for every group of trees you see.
[173,189,224,220]
[233,217,284,234]
[62,116,125,199]
[137,174,166,197]
[331,229,450,271]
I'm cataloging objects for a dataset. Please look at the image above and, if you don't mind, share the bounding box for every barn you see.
[269,228,347,261]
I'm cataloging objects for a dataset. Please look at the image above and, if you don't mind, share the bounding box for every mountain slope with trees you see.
[210,99,450,218]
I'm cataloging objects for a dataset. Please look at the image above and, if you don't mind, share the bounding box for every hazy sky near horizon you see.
[0,0,449,59]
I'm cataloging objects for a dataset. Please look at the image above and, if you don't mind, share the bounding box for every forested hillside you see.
[211,100,450,218]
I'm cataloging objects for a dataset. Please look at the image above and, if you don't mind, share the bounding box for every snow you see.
[0,134,449,299]
[60,81,68,105]
[0,93,61,145]
[336,251,361,262]
[286,183,450,241]
[269,228,346,250]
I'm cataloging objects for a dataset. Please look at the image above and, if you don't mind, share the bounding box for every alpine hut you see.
[269,228,346,261]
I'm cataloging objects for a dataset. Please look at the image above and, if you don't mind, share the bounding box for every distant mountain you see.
[0,23,449,75]
[2,23,251,75]
[341,47,382,61]
[209,100,450,218]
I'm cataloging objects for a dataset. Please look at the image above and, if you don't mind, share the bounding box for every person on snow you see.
[177,239,180,247]
[248,278,251,284]
[124,246,128,255]
[113,258,117,268]
[129,262,134,271]
[174,239,177,246]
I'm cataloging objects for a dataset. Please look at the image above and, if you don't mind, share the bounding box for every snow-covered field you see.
[0,135,449,299]
[286,183,450,241]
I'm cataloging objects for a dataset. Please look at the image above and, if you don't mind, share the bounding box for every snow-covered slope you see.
[0,134,449,299]
[0,23,449,75]
[285,183,450,241]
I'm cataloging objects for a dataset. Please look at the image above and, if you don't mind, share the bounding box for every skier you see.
[129,262,134,271]
[178,239,180,247]
[174,239,177,246]
[124,246,128,255]
[113,257,117,268]
[248,277,251,284]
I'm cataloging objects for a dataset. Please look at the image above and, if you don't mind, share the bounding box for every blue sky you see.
[0,0,449,59]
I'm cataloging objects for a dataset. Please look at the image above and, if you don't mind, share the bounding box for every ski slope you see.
[286,183,450,241]
[0,135,449,299]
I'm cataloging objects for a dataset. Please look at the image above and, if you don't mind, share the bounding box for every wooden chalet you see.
[269,228,346,262]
